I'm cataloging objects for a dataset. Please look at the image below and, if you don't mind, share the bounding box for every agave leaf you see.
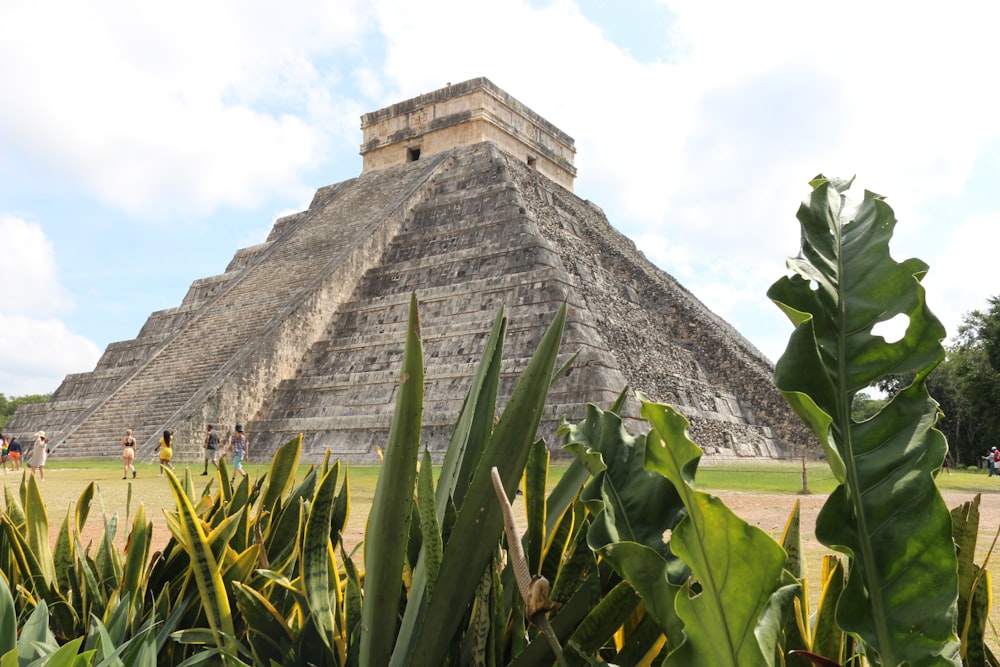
[360,293,425,667]
[436,307,505,518]
[390,309,507,661]
[641,398,788,667]
[768,176,960,666]
[397,303,566,666]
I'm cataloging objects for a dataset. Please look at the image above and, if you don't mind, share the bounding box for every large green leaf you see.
[360,292,424,667]
[642,398,789,667]
[561,403,688,650]
[767,176,960,666]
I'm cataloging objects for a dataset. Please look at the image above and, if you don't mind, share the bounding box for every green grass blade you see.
[360,292,424,667]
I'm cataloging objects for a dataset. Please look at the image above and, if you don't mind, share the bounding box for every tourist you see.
[29,430,50,480]
[121,428,137,479]
[984,447,998,477]
[155,429,175,477]
[230,423,249,483]
[0,434,8,471]
[202,424,219,475]
[7,435,22,470]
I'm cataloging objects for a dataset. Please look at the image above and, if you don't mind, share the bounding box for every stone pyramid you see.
[9,78,812,463]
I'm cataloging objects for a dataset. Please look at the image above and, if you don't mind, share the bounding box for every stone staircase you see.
[247,143,622,460]
[45,153,452,459]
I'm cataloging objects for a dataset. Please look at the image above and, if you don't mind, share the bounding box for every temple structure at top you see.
[360,78,577,190]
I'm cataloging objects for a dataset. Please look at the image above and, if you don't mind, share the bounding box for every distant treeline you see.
[0,393,50,430]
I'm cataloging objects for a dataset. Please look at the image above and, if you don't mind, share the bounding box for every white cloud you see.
[923,212,1000,342]
[0,315,100,396]
[0,216,100,395]
[0,215,73,315]
[0,0,370,218]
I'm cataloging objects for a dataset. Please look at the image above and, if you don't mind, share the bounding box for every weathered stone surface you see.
[7,79,814,462]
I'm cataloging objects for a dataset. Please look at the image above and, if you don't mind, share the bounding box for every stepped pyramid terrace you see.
[7,77,813,463]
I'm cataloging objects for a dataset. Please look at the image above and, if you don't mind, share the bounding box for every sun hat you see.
[35,431,46,438]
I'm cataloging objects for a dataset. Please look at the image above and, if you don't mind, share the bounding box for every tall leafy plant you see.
[767,175,960,665]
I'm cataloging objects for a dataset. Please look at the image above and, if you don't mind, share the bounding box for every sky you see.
[1,0,999,396]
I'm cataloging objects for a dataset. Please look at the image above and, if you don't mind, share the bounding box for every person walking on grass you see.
[121,428,137,479]
[29,431,50,480]
[202,424,219,475]
[7,435,22,470]
[155,429,175,477]
[0,434,8,471]
[230,424,249,484]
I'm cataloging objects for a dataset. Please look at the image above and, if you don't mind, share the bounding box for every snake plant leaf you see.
[524,440,548,573]
[361,292,424,667]
[0,577,15,655]
[121,503,152,618]
[641,398,788,667]
[76,482,95,534]
[54,511,74,596]
[416,449,442,600]
[810,556,846,664]
[564,580,642,658]
[163,469,235,647]
[259,435,302,516]
[23,473,54,589]
[4,486,24,528]
[768,176,960,666]
[302,464,341,655]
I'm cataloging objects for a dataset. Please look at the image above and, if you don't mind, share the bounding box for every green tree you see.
[0,393,50,430]
[928,297,1000,466]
